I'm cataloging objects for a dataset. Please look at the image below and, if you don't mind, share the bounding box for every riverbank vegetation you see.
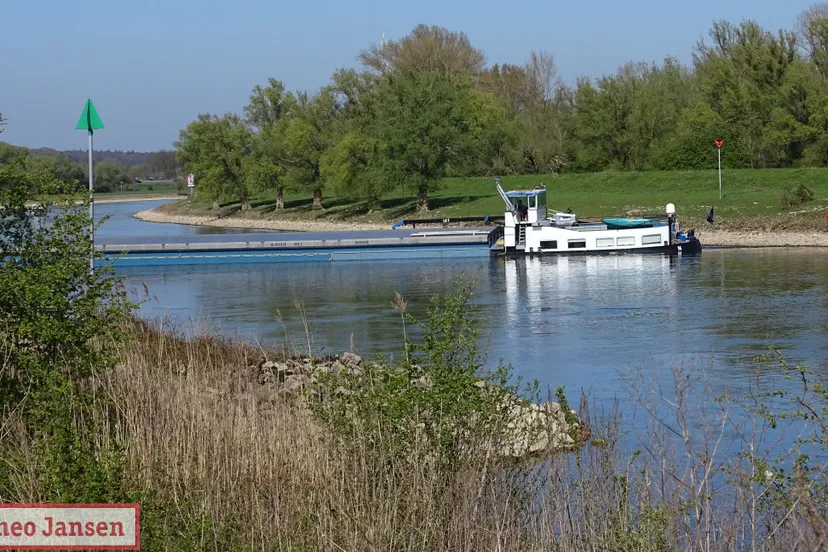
[0,134,181,195]
[160,167,828,232]
[174,5,828,225]
[3,137,828,549]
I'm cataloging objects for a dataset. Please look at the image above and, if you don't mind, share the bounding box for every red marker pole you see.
[715,139,724,200]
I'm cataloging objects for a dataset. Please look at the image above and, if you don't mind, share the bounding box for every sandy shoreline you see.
[133,208,387,232]
[695,229,828,247]
[27,195,184,207]
[94,195,183,204]
[134,206,828,247]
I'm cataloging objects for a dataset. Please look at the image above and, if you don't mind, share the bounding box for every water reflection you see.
[120,248,828,404]
[500,254,689,399]
[94,200,258,240]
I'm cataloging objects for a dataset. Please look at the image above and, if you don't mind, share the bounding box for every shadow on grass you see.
[380,196,476,219]
[209,193,477,222]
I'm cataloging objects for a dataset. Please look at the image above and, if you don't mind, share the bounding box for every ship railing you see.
[391,215,504,229]
[487,226,504,249]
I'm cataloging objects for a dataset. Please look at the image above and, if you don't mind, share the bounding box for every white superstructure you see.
[494,179,699,255]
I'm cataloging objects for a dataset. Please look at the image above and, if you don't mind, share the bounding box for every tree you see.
[244,78,293,130]
[693,20,798,167]
[478,53,572,174]
[327,69,380,123]
[320,70,389,206]
[525,50,560,104]
[175,114,252,210]
[146,151,177,179]
[243,79,296,210]
[321,131,384,209]
[128,163,147,179]
[465,89,517,175]
[52,153,85,190]
[244,126,287,209]
[360,24,485,77]
[280,91,338,210]
[569,58,694,171]
[370,71,477,211]
[0,141,27,165]
[94,160,131,192]
[649,104,751,169]
[796,3,828,74]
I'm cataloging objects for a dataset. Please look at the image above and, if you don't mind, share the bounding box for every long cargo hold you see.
[96,228,496,266]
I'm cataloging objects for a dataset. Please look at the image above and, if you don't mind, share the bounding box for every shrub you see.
[0,159,132,503]
[781,183,814,209]
[312,278,534,468]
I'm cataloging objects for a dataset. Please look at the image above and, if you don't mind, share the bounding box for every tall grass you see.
[113,322,828,549]
[2,318,826,550]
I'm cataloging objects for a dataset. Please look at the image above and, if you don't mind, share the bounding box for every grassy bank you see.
[161,169,828,231]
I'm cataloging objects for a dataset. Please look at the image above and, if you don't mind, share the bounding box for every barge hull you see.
[96,228,494,266]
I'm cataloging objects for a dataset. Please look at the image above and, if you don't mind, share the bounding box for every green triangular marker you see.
[75,99,104,133]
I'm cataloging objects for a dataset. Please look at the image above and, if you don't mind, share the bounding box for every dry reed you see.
[2,319,826,551]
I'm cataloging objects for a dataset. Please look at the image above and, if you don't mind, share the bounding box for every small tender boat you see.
[602,217,653,229]
[491,179,701,255]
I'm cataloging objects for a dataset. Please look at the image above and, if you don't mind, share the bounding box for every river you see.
[100,201,828,408]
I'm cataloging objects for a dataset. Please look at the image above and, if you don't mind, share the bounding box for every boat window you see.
[568,240,586,249]
[617,236,635,247]
[596,238,614,248]
[540,240,557,249]
[642,234,662,245]
[529,195,536,208]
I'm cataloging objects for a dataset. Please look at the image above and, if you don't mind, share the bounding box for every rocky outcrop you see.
[241,353,588,457]
[499,397,590,457]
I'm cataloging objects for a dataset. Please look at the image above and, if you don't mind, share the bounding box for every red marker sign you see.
[715,139,724,149]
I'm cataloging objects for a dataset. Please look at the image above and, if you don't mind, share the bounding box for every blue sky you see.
[0,0,814,152]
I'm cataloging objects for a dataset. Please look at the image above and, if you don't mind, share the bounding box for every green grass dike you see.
[157,169,828,233]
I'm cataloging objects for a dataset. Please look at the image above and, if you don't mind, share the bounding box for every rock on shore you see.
[232,353,587,458]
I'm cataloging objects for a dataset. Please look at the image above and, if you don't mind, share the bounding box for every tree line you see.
[168,5,828,211]
[31,148,151,169]
[0,140,179,193]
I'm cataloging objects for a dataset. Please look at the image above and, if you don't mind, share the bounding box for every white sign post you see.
[715,140,723,200]
[187,173,194,197]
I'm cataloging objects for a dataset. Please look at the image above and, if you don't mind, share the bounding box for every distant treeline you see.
[30,148,152,168]
[0,140,178,192]
[176,5,828,212]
